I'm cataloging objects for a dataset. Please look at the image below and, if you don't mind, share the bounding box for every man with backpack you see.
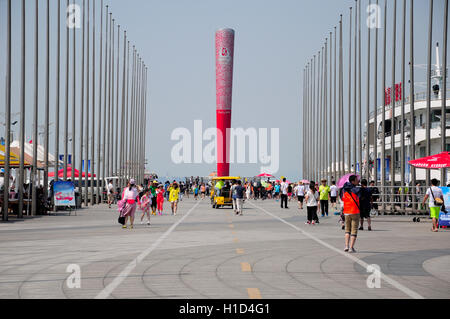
[342,175,360,253]
[423,179,445,232]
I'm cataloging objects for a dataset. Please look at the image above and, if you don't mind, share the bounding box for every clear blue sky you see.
[0,0,446,180]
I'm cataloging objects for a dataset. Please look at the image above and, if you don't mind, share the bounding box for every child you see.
[157,185,165,215]
[194,184,199,200]
[139,190,151,225]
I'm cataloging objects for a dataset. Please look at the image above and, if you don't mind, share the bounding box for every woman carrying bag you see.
[120,179,140,229]
[423,179,445,233]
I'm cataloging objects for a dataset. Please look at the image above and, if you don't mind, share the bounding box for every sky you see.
[0,0,447,181]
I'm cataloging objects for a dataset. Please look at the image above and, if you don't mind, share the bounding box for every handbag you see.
[429,187,444,207]
[118,216,125,225]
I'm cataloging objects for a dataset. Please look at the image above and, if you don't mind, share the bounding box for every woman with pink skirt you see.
[121,179,140,229]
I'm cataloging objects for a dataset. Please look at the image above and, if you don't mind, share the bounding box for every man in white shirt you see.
[280,178,289,209]
[107,180,115,209]
[330,181,339,210]
[423,179,445,232]
[294,182,305,209]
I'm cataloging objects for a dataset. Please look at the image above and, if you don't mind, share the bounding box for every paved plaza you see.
[0,198,449,299]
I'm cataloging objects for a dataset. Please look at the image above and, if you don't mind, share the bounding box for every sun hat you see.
[130,179,136,185]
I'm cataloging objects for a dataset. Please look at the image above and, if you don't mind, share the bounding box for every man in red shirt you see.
[342,175,360,253]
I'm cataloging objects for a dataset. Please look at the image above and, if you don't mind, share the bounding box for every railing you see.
[353,185,432,215]
[369,88,450,119]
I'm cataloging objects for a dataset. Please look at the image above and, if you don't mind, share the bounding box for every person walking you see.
[121,179,140,229]
[139,189,151,226]
[319,179,331,217]
[107,180,115,208]
[369,181,380,216]
[359,179,373,231]
[246,182,251,200]
[231,181,238,214]
[294,182,305,209]
[422,179,445,232]
[156,184,165,215]
[235,180,245,216]
[305,182,319,225]
[274,182,280,202]
[342,175,360,253]
[280,178,289,209]
[169,182,180,215]
[149,181,158,216]
[330,181,338,211]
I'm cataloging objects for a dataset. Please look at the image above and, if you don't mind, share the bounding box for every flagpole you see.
[425,0,434,186]
[32,0,39,217]
[78,0,85,206]
[441,0,448,185]
[18,0,26,219]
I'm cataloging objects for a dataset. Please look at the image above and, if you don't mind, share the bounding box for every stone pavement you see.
[0,197,449,299]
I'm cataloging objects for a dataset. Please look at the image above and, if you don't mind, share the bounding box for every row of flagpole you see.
[2,0,149,221]
[302,0,449,206]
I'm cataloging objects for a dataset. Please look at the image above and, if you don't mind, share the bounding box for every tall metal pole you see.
[318,48,322,180]
[71,0,77,181]
[120,31,127,189]
[32,0,39,217]
[401,0,407,209]
[318,49,322,180]
[125,41,130,184]
[85,0,90,206]
[426,0,434,186]
[97,0,103,204]
[353,2,357,175]
[358,0,362,177]
[334,26,337,181]
[64,0,70,182]
[329,31,333,181]
[102,6,109,203]
[390,0,397,209]
[3,0,12,221]
[110,19,115,178]
[44,0,50,204]
[130,48,136,180]
[90,0,96,205]
[78,0,85,206]
[106,15,112,179]
[410,0,416,208]
[381,0,387,212]
[348,7,352,174]
[366,0,372,182]
[325,39,329,182]
[373,0,379,183]
[114,25,120,184]
[72,0,76,185]
[339,15,344,176]
[441,0,449,185]
[18,0,26,219]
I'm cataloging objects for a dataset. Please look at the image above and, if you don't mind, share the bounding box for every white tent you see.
[11,141,61,167]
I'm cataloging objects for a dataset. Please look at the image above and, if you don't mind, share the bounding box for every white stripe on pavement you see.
[249,202,424,299]
[96,201,200,299]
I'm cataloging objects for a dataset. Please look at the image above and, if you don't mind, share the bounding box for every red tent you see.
[48,167,96,178]
[409,152,450,169]
[257,173,274,178]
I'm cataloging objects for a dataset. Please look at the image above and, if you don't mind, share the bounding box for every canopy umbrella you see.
[337,173,360,189]
[409,152,450,169]
[48,167,96,178]
[257,173,274,178]
[301,180,310,184]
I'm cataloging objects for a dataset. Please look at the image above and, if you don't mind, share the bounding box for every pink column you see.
[215,28,235,177]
